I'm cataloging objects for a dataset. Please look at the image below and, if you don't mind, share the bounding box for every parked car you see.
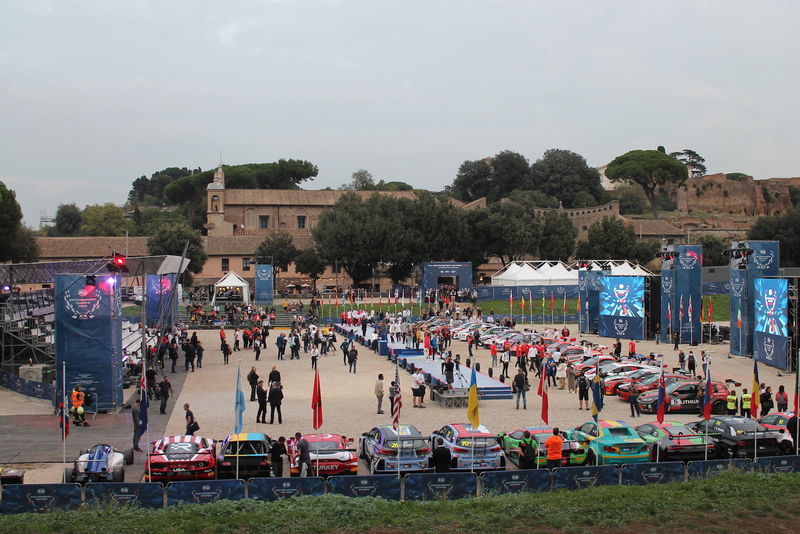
[759,412,797,455]
[635,421,715,462]
[290,433,359,477]
[429,424,505,471]
[359,424,431,474]
[144,435,216,482]
[687,416,783,459]
[617,373,686,401]
[604,369,658,395]
[217,433,272,479]
[572,420,649,465]
[65,444,133,484]
[637,380,729,415]
[497,426,587,467]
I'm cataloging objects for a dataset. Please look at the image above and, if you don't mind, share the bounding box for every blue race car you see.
[430,423,506,471]
[65,443,134,484]
[359,424,431,474]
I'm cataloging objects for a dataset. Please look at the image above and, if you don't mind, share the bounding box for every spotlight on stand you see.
[107,252,129,273]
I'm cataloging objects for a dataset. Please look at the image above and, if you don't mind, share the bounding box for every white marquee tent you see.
[211,271,251,305]
[491,260,652,287]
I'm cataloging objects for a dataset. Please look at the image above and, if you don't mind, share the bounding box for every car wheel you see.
[123,448,134,465]
[780,440,794,455]
[712,401,727,415]
[586,451,597,466]
[112,467,124,483]
[64,467,74,483]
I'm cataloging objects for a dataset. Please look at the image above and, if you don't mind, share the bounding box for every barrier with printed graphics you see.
[480,469,552,494]
[166,480,245,505]
[247,477,325,501]
[551,465,619,490]
[753,455,800,473]
[1,483,82,514]
[403,473,477,501]
[326,475,402,500]
[85,482,165,508]
[686,458,752,480]
[620,461,685,485]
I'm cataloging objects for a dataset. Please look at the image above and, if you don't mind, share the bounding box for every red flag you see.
[311,369,323,430]
[550,293,555,312]
[656,368,666,424]
[679,295,684,321]
[700,297,704,323]
[708,298,713,323]
[667,302,671,322]
[392,366,402,430]
[508,293,513,306]
[538,373,549,425]
[562,293,567,313]
[737,307,742,329]
[335,288,339,308]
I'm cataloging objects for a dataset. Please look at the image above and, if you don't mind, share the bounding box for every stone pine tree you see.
[605,150,688,219]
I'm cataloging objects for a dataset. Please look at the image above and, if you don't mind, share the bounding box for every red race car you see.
[144,435,216,482]
[289,433,358,477]
[617,373,686,401]
[604,369,658,395]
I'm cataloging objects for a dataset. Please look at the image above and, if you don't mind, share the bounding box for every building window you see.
[259,215,270,229]
[297,215,307,229]
[222,258,229,271]
[331,263,341,274]
[581,225,588,231]
[243,258,251,271]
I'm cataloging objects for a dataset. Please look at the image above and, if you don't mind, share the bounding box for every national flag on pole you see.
[312,368,323,429]
[656,368,667,424]
[394,290,399,304]
[508,293,513,306]
[550,293,555,312]
[335,289,339,308]
[591,362,604,422]
[577,294,581,314]
[538,371,549,425]
[520,295,525,310]
[562,293,567,313]
[139,374,149,435]
[667,302,671,322]
[234,366,246,434]
[700,297,704,323]
[751,360,760,418]
[392,366,402,430]
[58,398,70,441]
[688,298,693,322]
[708,298,713,323]
[467,367,480,428]
[737,306,742,329]
[703,363,713,421]
[379,294,382,310]
[679,296,684,321]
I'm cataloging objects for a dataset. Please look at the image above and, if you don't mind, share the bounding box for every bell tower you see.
[205,164,231,236]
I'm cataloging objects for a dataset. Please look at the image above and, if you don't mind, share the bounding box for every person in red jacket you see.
[628,339,636,357]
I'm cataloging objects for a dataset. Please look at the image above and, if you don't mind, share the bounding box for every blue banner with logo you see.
[145,274,178,327]
[1,484,82,514]
[686,458,752,480]
[326,475,401,500]
[254,265,273,304]
[674,245,702,346]
[480,469,552,494]
[55,274,123,411]
[702,281,730,295]
[729,268,747,356]
[403,472,478,501]
[247,477,325,500]
[598,275,644,340]
[422,262,473,291]
[729,241,780,356]
[551,465,620,490]
[85,482,165,508]
[753,277,789,369]
[620,462,685,485]
[660,267,675,343]
[166,480,245,505]
[753,455,800,473]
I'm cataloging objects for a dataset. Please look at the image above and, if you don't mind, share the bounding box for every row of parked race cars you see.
[66,411,799,484]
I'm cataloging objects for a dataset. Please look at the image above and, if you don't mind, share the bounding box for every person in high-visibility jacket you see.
[740,389,752,417]
[71,385,87,426]
[726,390,738,415]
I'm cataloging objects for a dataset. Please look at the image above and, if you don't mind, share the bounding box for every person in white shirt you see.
[411,371,426,408]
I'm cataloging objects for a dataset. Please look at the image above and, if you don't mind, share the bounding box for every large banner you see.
[753,278,789,369]
[598,276,645,340]
[674,245,702,345]
[578,270,589,333]
[422,262,472,291]
[55,274,123,411]
[729,241,780,356]
[660,266,675,343]
[254,264,273,304]
[145,274,178,327]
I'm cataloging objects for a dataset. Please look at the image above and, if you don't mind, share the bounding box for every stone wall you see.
[675,173,800,217]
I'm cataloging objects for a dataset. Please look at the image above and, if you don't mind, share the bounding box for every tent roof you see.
[214,271,249,288]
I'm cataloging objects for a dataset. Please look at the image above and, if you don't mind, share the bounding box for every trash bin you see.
[0,468,25,485]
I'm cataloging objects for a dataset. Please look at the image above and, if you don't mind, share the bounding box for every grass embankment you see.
[0,471,797,534]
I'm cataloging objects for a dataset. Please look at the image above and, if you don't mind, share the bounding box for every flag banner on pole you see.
[538,372,549,425]
[562,293,567,313]
[688,298,693,322]
[703,363,713,421]
[737,306,742,328]
[700,297,704,323]
[392,366,402,430]
[591,362,603,422]
[708,298,713,323]
[234,366,246,434]
[520,295,525,311]
[542,295,545,311]
[139,374,149,435]
[58,399,70,441]
[467,367,480,429]
[550,293,555,311]
[312,368,323,429]
[656,368,666,424]
[679,295,684,321]
[667,302,671,322]
[751,360,760,418]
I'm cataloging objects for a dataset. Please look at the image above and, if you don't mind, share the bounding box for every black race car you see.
[687,416,783,459]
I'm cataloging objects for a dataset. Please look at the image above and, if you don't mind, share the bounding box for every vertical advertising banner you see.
[585,271,603,333]
[729,241,780,356]
[146,274,178,326]
[674,245,702,345]
[578,271,589,332]
[255,264,273,304]
[55,274,123,411]
[660,267,675,344]
[753,278,788,369]
[729,268,747,356]
[598,276,645,340]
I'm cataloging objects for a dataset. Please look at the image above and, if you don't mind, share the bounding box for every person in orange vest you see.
[71,385,88,427]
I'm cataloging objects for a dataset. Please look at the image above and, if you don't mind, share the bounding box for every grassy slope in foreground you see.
[1,471,797,534]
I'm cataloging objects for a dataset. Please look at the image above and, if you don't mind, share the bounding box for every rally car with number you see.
[65,443,134,484]
[635,421,715,462]
[290,433,359,477]
[216,433,272,479]
[429,424,505,471]
[584,361,654,380]
[604,369,658,395]
[359,424,431,474]
[497,426,587,467]
[637,379,728,415]
[688,416,783,459]
[617,373,687,401]
[144,435,216,482]
[759,412,796,455]
[572,420,650,465]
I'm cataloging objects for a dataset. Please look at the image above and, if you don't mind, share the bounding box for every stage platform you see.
[335,324,513,400]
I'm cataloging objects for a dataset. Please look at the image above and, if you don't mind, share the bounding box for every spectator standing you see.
[629,382,640,417]
[184,403,198,435]
[375,374,385,414]
[432,438,451,473]
[268,382,283,424]
[577,372,590,410]
[256,380,268,424]
[311,346,319,370]
[222,341,231,365]
[556,360,567,390]
[131,399,143,452]
[295,432,313,476]
[158,376,172,414]
[518,430,537,470]
[678,350,686,372]
[776,385,789,412]
[270,437,287,477]
[761,386,774,416]
[687,351,696,377]
[195,341,204,368]
[168,341,179,373]
[276,334,287,360]
[512,368,527,410]
[268,366,281,386]
[544,428,563,469]
[348,346,358,373]
[247,366,259,402]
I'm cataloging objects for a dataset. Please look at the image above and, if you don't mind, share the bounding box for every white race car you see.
[65,443,133,484]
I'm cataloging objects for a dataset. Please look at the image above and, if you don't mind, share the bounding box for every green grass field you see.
[0,471,795,534]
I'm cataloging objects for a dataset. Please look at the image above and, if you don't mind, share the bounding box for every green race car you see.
[572,420,649,465]
[635,421,716,462]
[497,426,588,468]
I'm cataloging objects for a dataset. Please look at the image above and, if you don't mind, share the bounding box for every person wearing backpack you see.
[687,351,696,377]
[577,371,590,410]
[518,430,538,470]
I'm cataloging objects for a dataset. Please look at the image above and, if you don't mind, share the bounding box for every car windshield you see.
[164,442,199,455]
[639,375,660,386]
[606,428,635,438]
[225,441,267,455]
[730,420,766,433]
[308,441,343,451]
[664,426,695,437]
[454,437,496,448]
[385,439,428,450]
[629,370,654,380]
[666,381,694,394]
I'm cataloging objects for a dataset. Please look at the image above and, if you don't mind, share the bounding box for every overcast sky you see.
[2,1,799,225]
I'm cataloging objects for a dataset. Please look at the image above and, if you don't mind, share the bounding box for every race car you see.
[617,373,686,401]
[572,420,649,465]
[497,426,587,467]
[758,412,796,455]
[359,424,431,474]
[430,424,505,471]
[584,361,653,380]
[687,416,783,459]
[65,444,133,484]
[635,421,715,462]
[572,356,616,375]
[604,369,658,395]
[144,435,216,482]
[289,433,358,477]
[217,433,272,479]
[637,379,729,415]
